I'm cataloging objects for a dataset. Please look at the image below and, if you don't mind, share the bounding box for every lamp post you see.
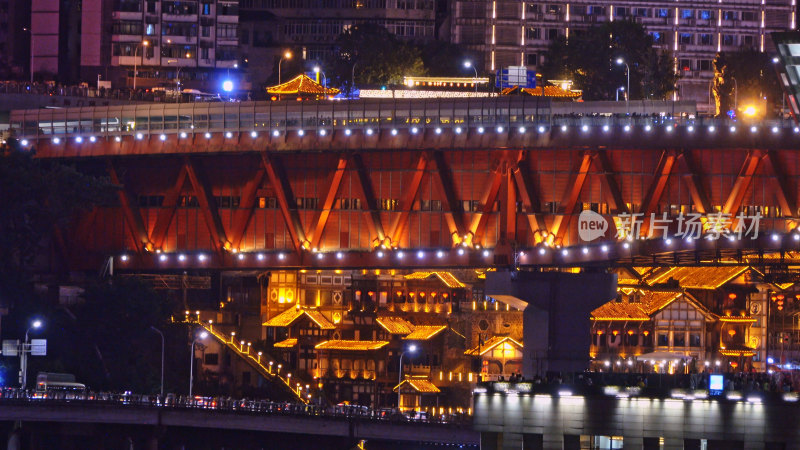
[22,27,34,84]
[351,61,358,97]
[313,66,327,89]
[464,61,478,93]
[150,326,165,396]
[21,319,43,390]
[188,330,208,397]
[397,344,417,410]
[278,50,292,85]
[133,40,149,93]
[616,86,625,102]
[615,58,630,113]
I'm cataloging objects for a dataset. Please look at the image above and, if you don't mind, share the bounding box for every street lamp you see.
[133,40,150,93]
[616,86,625,102]
[22,27,33,84]
[464,61,478,93]
[615,58,630,112]
[188,330,209,397]
[278,50,292,85]
[150,326,165,396]
[397,344,418,410]
[313,66,327,89]
[21,319,43,389]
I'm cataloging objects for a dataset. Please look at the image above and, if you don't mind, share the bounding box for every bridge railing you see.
[0,388,473,426]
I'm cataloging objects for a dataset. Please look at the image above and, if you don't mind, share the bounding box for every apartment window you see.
[146,24,156,36]
[679,59,692,71]
[656,8,669,18]
[634,8,648,17]
[698,59,712,71]
[545,4,561,14]
[115,0,142,12]
[689,333,701,347]
[204,353,219,365]
[741,35,755,47]
[201,3,212,14]
[525,27,540,40]
[723,11,737,20]
[112,21,143,35]
[587,5,604,15]
[681,9,693,19]
[674,333,686,347]
[657,333,669,346]
[722,34,736,46]
[547,28,559,40]
[698,10,713,20]
[525,53,537,65]
[215,45,237,61]
[679,33,693,44]
[526,3,539,13]
[219,2,239,15]
[162,1,198,14]
[217,24,238,39]
[699,34,713,45]
[615,7,628,17]
[651,31,664,44]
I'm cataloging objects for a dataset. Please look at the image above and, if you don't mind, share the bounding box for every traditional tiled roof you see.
[403,325,447,340]
[274,338,298,348]
[265,74,340,96]
[393,377,441,393]
[647,266,748,290]
[591,291,682,321]
[719,344,756,357]
[404,271,465,288]
[376,316,415,335]
[315,340,390,351]
[500,85,581,98]
[465,336,523,356]
[262,307,335,329]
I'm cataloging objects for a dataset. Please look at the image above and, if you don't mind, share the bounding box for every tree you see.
[713,49,783,117]
[0,146,116,309]
[420,41,481,77]
[540,21,679,101]
[327,24,425,89]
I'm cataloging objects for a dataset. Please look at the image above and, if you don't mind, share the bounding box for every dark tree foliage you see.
[540,21,679,101]
[0,145,116,307]
[327,23,426,89]
[714,49,783,116]
[420,41,481,77]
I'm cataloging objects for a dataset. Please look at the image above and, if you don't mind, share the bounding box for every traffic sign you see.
[496,66,537,88]
[2,340,19,356]
[31,339,47,356]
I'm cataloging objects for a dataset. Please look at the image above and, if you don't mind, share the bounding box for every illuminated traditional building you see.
[590,266,768,372]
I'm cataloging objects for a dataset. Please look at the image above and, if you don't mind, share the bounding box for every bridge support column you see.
[485,271,617,377]
[623,436,643,449]
[480,431,502,450]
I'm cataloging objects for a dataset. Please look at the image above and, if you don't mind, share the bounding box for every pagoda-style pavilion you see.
[266,74,340,101]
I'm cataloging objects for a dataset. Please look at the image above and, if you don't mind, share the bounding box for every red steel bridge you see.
[10,97,800,272]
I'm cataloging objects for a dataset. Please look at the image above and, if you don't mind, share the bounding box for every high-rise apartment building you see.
[451,0,795,110]
[238,0,439,87]
[80,0,243,92]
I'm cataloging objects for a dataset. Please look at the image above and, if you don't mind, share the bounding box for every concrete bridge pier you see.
[485,270,617,378]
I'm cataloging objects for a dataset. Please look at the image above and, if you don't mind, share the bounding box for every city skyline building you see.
[450,0,796,111]
[80,0,245,92]
[238,0,441,87]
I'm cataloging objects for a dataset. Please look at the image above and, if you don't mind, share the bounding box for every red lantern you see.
[612,330,619,336]
[778,294,785,301]
[731,362,739,369]
[627,330,634,335]
[728,293,737,300]
[643,330,650,337]
[728,329,736,337]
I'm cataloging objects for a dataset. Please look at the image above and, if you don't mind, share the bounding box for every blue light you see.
[222,80,234,92]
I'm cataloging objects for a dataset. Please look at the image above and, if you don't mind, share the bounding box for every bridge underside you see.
[43,144,800,272]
